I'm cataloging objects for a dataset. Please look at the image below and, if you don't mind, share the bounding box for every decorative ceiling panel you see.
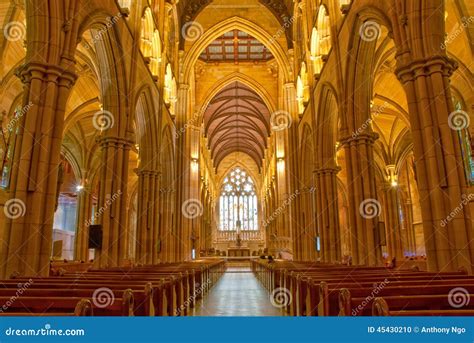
[199,30,273,62]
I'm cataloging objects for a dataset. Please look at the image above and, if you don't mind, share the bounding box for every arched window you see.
[316,6,331,55]
[150,30,162,75]
[118,0,132,11]
[452,94,474,185]
[164,64,177,114]
[310,5,331,75]
[140,7,162,77]
[140,8,154,57]
[0,104,24,188]
[219,168,258,231]
[297,62,309,114]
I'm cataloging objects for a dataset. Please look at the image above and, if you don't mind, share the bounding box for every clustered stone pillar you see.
[160,188,175,263]
[0,62,76,278]
[135,169,161,265]
[340,133,381,266]
[94,136,132,268]
[75,185,93,262]
[381,182,404,260]
[396,56,474,272]
[314,166,342,263]
[282,82,301,257]
[297,186,317,261]
[403,199,416,255]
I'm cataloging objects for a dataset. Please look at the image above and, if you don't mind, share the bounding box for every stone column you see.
[175,83,196,261]
[75,184,93,262]
[160,188,174,263]
[381,182,404,260]
[135,168,160,264]
[94,136,132,268]
[403,199,416,256]
[0,62,76,277]
[396,56,474,271]
[340,133,381,266]
[298,186,317,261]
[314,166,342,263]
[282,82,301,258]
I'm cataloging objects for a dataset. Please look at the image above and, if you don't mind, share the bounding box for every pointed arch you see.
[181,17,292,83]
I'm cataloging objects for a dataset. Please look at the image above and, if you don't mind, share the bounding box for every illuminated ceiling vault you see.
[203,82,271,169]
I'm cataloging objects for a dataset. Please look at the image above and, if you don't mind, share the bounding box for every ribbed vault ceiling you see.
[204,82,270,169]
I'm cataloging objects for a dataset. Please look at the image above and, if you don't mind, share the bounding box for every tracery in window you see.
[219,168,258,231]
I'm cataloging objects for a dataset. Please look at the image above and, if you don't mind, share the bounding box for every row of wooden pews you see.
[252,259,474,316]
[0,260,225,316]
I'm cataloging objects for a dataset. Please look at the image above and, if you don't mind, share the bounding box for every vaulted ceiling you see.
[178,0,293,48]
[203,81,270,170]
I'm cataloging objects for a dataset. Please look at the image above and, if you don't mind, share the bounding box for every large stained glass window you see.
[219,168,258,231]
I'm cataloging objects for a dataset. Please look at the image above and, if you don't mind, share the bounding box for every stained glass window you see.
[219,168,258,231]
[453,99,474,185]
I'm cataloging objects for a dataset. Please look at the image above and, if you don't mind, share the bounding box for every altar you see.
[227,248,251,257]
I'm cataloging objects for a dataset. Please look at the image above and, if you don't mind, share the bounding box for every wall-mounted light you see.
[386,165,398,188]
[191,157,199,171]
[76,184,84,192]
[277,157,285,172]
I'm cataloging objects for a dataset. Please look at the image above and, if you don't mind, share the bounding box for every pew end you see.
[75,299,94,316]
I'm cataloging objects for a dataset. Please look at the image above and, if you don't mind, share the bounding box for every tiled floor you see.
[192,266,282,316]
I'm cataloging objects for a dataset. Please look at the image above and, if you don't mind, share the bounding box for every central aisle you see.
[192,264,283,316]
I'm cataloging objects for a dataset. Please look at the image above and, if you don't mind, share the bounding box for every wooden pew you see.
[0,260,225,317]
[316,278,474,316]
[370,294,474,316]
[338,284,474,316]
[252,259,474,317]
[0,291,133,316]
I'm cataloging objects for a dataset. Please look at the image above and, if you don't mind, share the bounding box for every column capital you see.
[134,168,161,177]
[313,165,341,175]
[97,135,134,148]
[339,132,379,146]
[396,55,457,84]
[178,83,190,91]
[15,61,77,88]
